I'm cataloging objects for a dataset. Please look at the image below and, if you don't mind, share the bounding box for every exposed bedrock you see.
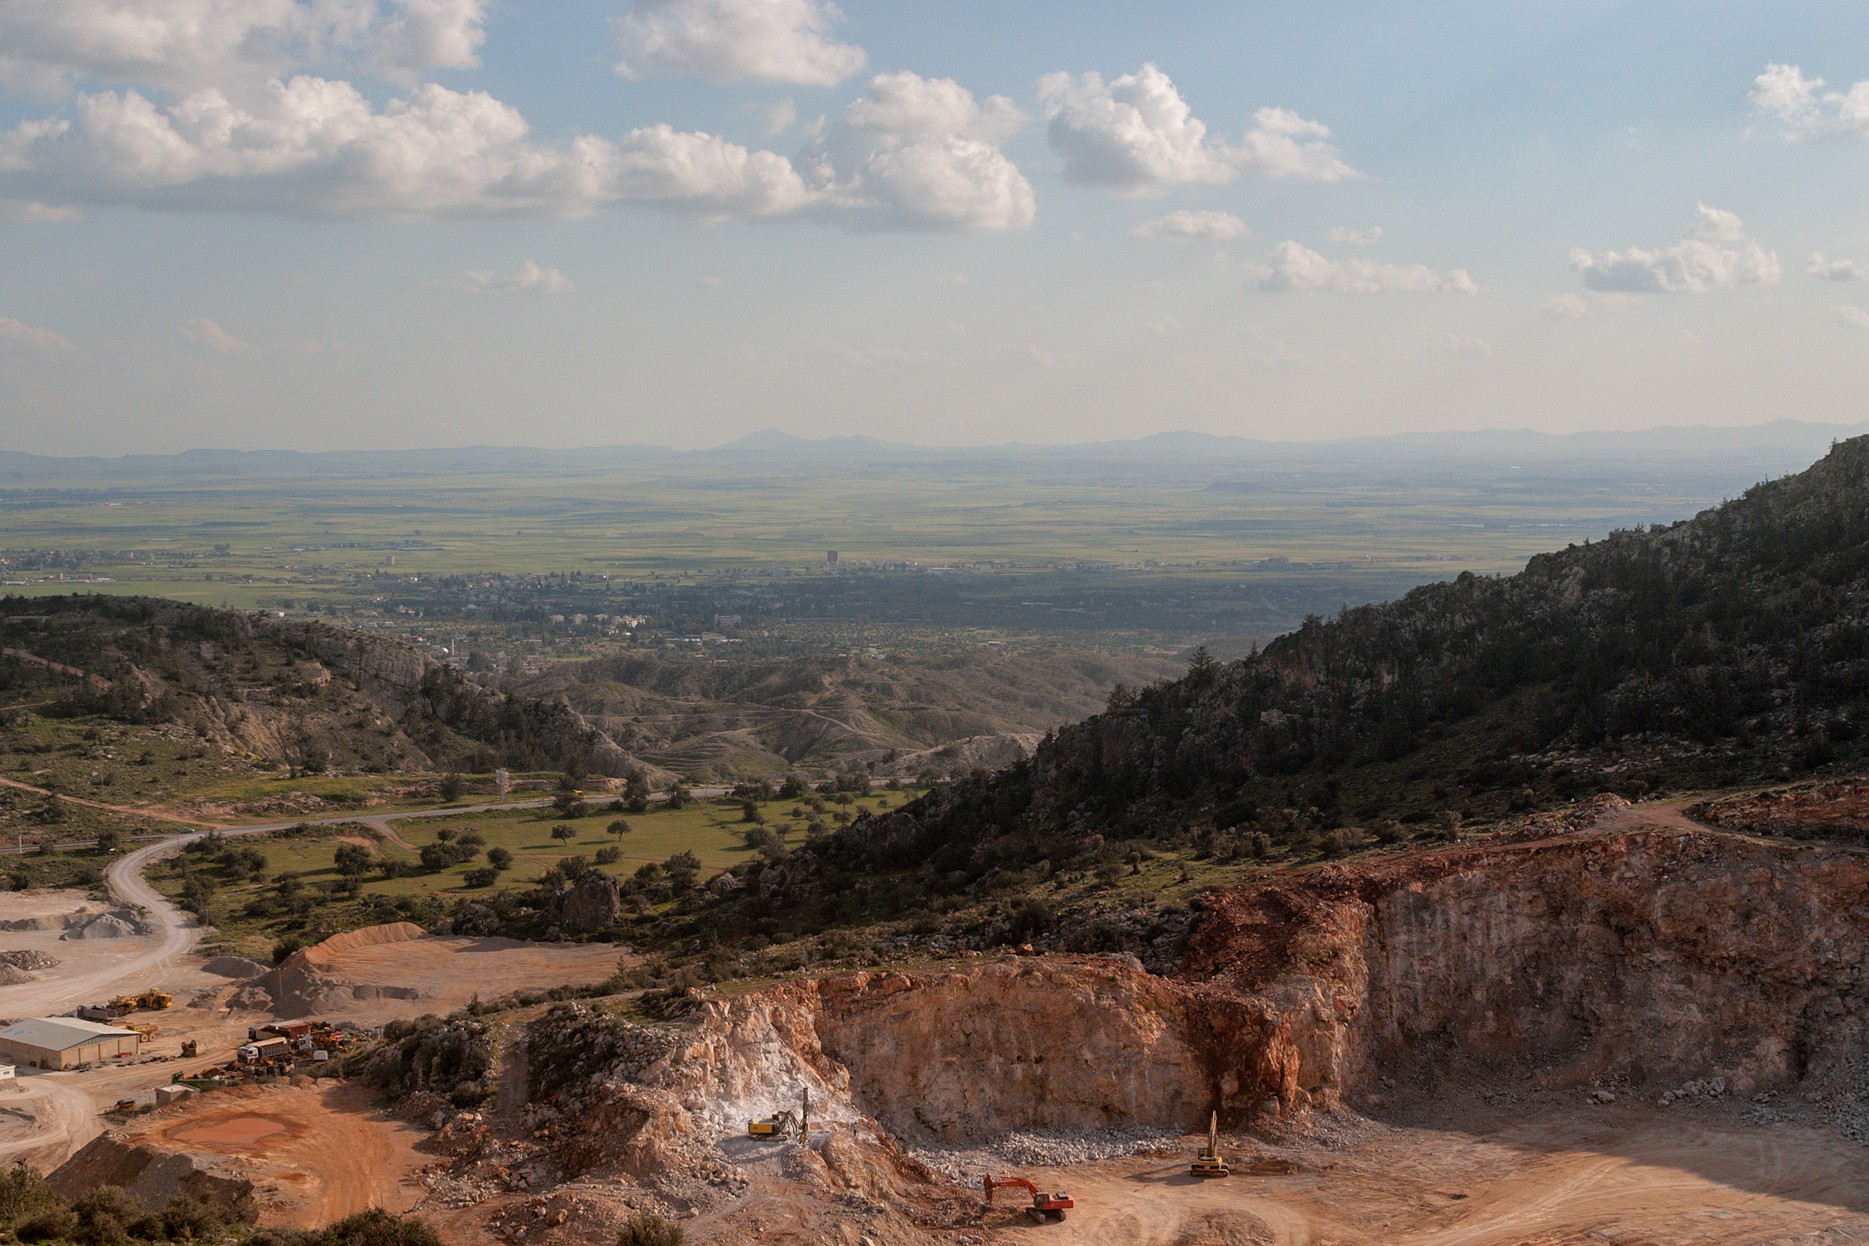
[1189,827,1869,1106]
[678,827,1868,1144]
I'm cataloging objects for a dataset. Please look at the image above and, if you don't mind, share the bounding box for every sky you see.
[0,0,1867,455]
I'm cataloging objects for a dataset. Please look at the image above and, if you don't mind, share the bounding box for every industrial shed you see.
[0,1017,140,1069]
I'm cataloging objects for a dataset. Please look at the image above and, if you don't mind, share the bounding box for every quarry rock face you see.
[807,963,1210,1139]
[1189,826,1869,1105]
[646,822,1869,1149]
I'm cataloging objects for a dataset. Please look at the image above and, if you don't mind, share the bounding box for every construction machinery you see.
[747,1110,796,1139]
[747,1088,812,1141]
[983,1175,1073,1223]
[1191,1111,1230,1178]
[127,1022,159,1040]
[103,990,173,1015]
[180,1040,198,1058]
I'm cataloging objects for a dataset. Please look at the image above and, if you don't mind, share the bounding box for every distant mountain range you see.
[2,420,1863,482]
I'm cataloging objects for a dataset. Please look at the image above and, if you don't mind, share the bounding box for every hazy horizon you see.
[2,416,1866,463]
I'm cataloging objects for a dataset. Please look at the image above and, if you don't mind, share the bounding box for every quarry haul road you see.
[1038,1112,1869,1246]
[0,1077,94,1166]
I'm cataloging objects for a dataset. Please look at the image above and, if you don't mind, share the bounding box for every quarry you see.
[7,792,1868,1244]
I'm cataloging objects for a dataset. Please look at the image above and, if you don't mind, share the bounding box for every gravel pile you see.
[912,1125,1184,1183]
[0,950,58,971]
[1656,1076,1726,1107]
[1807,1055,1869,1144]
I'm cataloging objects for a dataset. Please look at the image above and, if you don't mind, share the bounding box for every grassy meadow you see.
[148,787,920,957]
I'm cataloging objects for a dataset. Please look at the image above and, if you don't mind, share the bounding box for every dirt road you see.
[0,1077,96,1167]
[1011,1107,1869,1246]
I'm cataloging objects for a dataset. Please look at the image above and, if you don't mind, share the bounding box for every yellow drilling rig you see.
[747,1088,812,1141]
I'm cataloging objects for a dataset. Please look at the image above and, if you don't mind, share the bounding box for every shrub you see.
[0,1164,62,1231]
[315,1208,444,1246]
[594,847,621,866]
[617,1213,683,1246]
[14,1208,77,1243]
[462,867,498,889]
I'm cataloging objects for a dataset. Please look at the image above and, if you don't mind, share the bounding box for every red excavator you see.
[983,1174,1073,1222]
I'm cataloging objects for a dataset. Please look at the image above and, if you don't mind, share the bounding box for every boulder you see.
[560,872,622,934]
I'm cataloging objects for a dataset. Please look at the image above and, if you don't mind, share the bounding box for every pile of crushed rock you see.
[61,910,147,940]
[911,1125,1184,1183]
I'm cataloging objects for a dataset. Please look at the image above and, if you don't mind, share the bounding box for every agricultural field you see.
[0,437,1780,658]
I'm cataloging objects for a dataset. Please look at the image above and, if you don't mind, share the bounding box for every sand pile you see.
[0,964,32,985]
[249,923,427,1019]
[202,956,269,980]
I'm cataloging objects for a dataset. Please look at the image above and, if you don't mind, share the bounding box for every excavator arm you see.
[983,1175,1072,1221]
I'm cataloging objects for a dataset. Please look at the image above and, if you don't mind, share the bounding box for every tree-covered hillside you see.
[725,436,1869,926]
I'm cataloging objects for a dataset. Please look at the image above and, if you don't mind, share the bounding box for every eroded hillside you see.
[521,648,1181,781]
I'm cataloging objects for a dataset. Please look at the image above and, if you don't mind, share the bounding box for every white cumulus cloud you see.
[1808,252,1865,281]
[615,0,863,87]
[1233,106,1359,181]
[0,77,817,219]
[1570,204,1780,293]
[181,317,250,352]
[804,71,1032,232]
[1038,63,1356,194]
[0,0,488,94]
[0,314,74,352]
[453,260,573,294]
[1836,304,1869,329]
[1253,241,1476,294]
[1130,209,1247,242]
[0,69,1036,230]
[1750,63,1869,140]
